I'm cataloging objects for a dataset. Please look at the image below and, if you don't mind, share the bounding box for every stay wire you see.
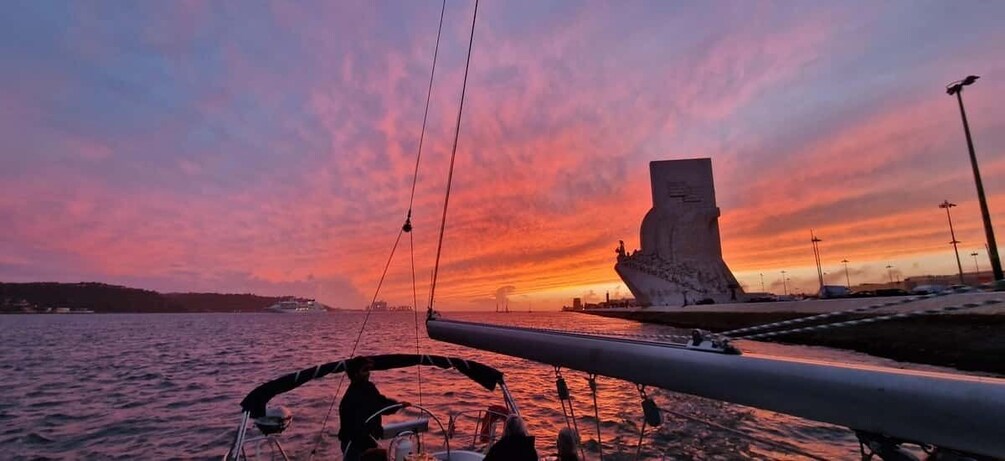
[588,374,604,461]
[428,0,479,313]
[407,0,446,413]
[406,0,446,214]
[554,367,587,461]
[309,227,406,459]
[636,420,647,460]
[310,0,447,456]
[635,385,648,460]
[410,231,422,407]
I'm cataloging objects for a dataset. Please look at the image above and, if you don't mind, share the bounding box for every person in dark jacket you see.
[338,357,409,461]
[484,415,538,461]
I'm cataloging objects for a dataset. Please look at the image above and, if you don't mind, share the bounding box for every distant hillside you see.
[0,282,295,313]
[162,292,287,312]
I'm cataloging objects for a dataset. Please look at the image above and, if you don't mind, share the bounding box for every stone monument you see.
[615,158,743,306]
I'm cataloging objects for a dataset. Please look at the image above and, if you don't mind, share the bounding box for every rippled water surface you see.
[0,312,959,460]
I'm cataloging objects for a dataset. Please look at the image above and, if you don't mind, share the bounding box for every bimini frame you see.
[224,353,516,461]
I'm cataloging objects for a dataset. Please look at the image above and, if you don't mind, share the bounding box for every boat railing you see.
[225,433,291,461]
[445,408,509,452]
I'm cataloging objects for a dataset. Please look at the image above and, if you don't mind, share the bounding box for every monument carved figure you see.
[615,158,743,306]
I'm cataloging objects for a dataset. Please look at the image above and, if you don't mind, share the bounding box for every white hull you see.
[265,300,327,314]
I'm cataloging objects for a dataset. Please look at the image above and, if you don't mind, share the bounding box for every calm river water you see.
[0,311,964,460]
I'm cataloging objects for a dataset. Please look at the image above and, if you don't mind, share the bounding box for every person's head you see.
[347,357,374,382]
[557,427,579,456]
[360,447,387,461]
[503,415,528,438]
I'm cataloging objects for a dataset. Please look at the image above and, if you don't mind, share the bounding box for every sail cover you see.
[240,353,504,417]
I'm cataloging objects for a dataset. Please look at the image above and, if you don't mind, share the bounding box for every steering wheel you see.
[345,403,451,460]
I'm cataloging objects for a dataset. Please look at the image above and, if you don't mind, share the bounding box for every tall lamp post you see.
[759,272,765,292]
[947,75,1003,282]
[939,200,966,285]
[971,251,980,274]
[841,259,851,289]
[886,265,895,285]
[781,270,788,296]
[810,230,824,290]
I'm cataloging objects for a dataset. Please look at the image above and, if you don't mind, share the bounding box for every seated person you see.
[484,415,538,461]
[338,357,410,461]
[556,427,580,461]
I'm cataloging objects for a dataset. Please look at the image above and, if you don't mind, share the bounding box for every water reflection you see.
[0,311,961,459]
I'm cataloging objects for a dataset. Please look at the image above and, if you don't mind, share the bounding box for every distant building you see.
[903,271,992,289]
[818,285,851,299]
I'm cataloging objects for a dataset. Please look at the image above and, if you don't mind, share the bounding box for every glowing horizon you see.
[2,1,1004,310]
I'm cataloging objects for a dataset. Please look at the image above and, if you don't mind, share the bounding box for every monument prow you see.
[616,158,743,306]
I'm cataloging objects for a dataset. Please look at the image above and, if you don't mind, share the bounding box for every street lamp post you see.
[886,265,894,285]
[759,273,765,292]
[810,230,824,291]
[939,200,966,285]
[947,75,1003,282]
[841,259,851,289]
[971,251,980,274]
[781,270,788,296]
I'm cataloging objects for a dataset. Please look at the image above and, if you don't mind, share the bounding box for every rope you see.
[587,374,604,461]
[553,368,587,461]
[428,0,479,313]
[410,232,422,408]
[407,0,448,411]
[721,287,976,337]
[476,323,694,345]
[576,330,692,344]
[635,385,648,460]
[311,0,450,455]
[738,299,1001,340]
[405,0,446,215]
[309,227,406,459]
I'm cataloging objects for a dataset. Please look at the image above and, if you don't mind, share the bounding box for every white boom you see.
[426,318,1005,458]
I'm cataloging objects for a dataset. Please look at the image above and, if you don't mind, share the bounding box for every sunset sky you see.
[2,1,1004,310]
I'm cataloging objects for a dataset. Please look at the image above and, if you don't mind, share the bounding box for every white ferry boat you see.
[264,299,327,314]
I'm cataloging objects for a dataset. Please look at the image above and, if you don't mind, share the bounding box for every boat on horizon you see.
[265,299,328,314]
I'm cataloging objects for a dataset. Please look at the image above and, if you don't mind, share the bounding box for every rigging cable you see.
[635,385,650,460]
[587,374,604,461]
[720,286,976,338]
[428,0,479,314]
[737,298,1000,340]
[406,0,447,415]
[309,227,406,459]
[310,1,449,456]
[410,232,422,407]
[553,367,588,461]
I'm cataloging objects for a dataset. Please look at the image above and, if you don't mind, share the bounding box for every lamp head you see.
[947,75,979,95]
